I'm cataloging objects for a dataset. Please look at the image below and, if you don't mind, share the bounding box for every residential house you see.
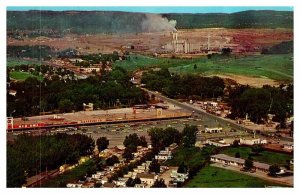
[136,173,157,186]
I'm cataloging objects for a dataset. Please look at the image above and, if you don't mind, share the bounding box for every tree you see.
[251,144,264,155]
[126,177,134,187]
[58,98,73,113]
[123,133,140,149]
[221,47,231,56]
[125,177,141,187]
[177,162,188,173]
[106,155,119,166]
[235,152,241,158]
[96,137,109,151]
[182,125,198,147]
[244,158,254,170]
[122,147,135,160]
[151,179,167,188]
[94,182,102,188]
[139,136,148,147]
[149,159,160,174]
[232,140,239,147]
[269,165,280,176]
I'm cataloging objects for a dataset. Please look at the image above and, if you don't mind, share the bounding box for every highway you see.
[141,87,293,143]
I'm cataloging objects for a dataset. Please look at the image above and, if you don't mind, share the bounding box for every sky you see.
[6,6,293,13]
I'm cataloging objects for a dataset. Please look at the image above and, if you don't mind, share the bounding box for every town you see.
[6,7,294,189]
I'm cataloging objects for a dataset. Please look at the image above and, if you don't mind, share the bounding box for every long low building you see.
[210,154,270,173]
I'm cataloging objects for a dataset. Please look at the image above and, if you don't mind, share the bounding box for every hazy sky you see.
[7,6,293,13]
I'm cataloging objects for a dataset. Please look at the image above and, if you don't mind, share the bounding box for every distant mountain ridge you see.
[7,10,293,35]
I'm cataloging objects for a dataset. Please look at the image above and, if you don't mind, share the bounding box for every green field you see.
[41,159,95,187]
[114,54,195,72]
[115,54,293,82]
[169,54,293,81]
[10,71,43,81]
[7,58,40,67]
[187,165,285,188]
[220,147,293,166]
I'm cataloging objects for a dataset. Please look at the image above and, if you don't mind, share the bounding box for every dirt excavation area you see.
[7,28,293,54]
[213,74,280,87]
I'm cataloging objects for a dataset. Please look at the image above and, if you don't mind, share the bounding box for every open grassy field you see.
[7,58,40,67]
[220,146,293,166]
[169,54,293,81]
[10,71,43,81]
[187,165,284,188]
[114,54,194,72]
[41,159,95,187]
[115,54,293,82]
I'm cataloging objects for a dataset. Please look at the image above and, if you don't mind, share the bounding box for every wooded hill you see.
[7,10,293,36]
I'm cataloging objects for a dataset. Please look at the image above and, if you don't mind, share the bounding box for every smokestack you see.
[207,34,211,50]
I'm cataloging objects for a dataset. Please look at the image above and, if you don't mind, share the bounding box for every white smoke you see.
[141,14,177,32]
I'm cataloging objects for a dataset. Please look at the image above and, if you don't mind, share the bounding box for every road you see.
[141,87,293,143]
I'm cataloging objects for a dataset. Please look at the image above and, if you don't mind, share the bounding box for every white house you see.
[66,183,82,188]
[115,178,128,187]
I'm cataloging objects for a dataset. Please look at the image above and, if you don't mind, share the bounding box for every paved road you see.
[141,87,293,143]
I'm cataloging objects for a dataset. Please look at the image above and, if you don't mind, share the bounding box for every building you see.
[205,139,230,147]
[170,170,189,183]
[239,138,267,145]
[135,183,146,188]
[9,89,17,96]
[136,173,157,186]
[155,147,173,161]
[115,178,128,187]
[83,103,94,111]
[210,154,270,173]
[66,183,82,188]
[205,127,223,133]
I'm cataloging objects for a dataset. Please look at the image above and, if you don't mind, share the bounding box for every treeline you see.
[228,84,293,126]
[7,10,293,36]
[261,41,293,54]
[7,45,54,60]
[7,133,95,187]
[164,10,293,29]
[141,68,225,99]
[7,66,147,117]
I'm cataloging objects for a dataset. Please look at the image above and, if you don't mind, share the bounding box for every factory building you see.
[165,31,220,54]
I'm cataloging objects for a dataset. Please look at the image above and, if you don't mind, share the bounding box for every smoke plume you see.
[141,14,177,32]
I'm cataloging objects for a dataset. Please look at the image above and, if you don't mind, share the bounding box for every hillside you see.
[164,10,293,29]
[7,10,293,36]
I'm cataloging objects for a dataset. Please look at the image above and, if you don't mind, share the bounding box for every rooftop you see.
[136,173,155,179]
[211,154,270,170]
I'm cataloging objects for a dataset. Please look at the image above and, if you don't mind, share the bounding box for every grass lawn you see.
[187,165,284,188]
[10,71,43,81]
[169,54,293,81]
[7,58,40,67]
[220,146,293,166]
[41,159,95,187]
[167,146,204,167]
